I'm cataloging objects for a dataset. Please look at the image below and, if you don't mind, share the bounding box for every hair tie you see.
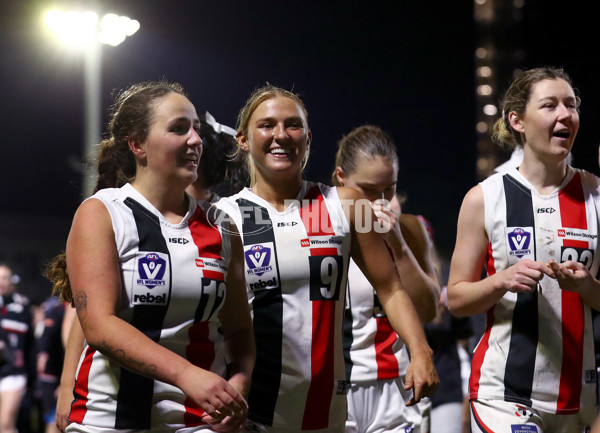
[205,111,237,138]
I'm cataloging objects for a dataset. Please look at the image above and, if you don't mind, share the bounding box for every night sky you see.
[2,0,599,298]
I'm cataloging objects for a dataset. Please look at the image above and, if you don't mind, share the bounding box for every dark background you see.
[1,0,599,301]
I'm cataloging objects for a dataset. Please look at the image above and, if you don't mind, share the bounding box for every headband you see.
[205,111,237,138]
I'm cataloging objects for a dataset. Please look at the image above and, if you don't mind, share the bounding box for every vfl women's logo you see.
[244,244,272,276]
[506,227,533,258]
[137,253,167,288]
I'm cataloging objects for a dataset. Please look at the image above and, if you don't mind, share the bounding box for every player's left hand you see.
[547,258,593,294]
[371,199,401,240]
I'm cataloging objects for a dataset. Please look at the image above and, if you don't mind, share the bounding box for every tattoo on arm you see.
[74,291,88,321]
[74,291,159,377]
[97,340,158,376]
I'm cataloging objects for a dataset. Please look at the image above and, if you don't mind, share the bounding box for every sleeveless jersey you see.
[69,183,231,430]
[472,167,600,415]
[343,258,409,383]
[216,181,351,431]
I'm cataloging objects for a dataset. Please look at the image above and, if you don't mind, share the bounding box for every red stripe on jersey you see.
[469,309,495,399]
[303,246,338,430]
[486,242,496,277]
[184,321,214,426]
[557,291,584,414]
[470,242,497,399]
[69,346,95,424]
[202,269,224,281]
[189,206,223,260]
[299,188,338,429]
[300,186,335,236]
[558,173,587,230]
[556,177,587,413]
[303,296,336,430]
[563,239,589,249]
[184,205,223,425]
[374,317,399,379]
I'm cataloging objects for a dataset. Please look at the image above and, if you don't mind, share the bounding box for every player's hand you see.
[498,260,551,293]
[403,345,439,406]
[179,364,248,424]
[371,198,401,240]
[547,258,593,294]
[55,385,73,432]
[201,372,250,432]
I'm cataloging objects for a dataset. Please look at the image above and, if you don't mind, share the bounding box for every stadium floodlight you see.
[45,10,139,48]
[44,9,140,198]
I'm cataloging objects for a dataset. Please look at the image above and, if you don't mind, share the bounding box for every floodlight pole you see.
[82,38,102,198]
[44,8,139,198]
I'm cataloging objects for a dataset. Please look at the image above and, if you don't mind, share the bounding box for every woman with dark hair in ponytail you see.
[45,81,254,433]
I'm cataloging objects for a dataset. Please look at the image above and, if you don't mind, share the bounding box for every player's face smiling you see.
[514,78,579,160]
[140,92,202,185]
[241,96,311,180]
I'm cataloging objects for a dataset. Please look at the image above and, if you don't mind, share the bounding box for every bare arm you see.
[61,305,76,348]
[66,198,247,421]
[220,225,255,397]
[56,316,84,432]
[203,224,255,433]
[395,213,441,323]
[447,185,551,317]
[371,200,440,323]
[338,187,438,405]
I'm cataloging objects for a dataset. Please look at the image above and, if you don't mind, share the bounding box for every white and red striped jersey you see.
[216,181,351,431]
[472,167,599,415]
[343,258,409,383]
[69,183,231,430]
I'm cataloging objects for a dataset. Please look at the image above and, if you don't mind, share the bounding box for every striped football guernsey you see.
[69,183,231,430]
[216,181,351,431]
[472,166,599,415]
[342,258,409,383]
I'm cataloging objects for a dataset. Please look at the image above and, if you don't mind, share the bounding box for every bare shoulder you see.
[399,214,428,240]
[72,198,111,225]
[68,198,114,247]
[460,184,484,212]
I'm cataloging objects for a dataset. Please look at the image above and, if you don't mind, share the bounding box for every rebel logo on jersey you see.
[506,227,533,259]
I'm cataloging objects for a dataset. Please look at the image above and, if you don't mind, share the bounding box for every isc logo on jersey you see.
[133,252,170,306]
[244,243,279,292]
[505,227,534,265]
